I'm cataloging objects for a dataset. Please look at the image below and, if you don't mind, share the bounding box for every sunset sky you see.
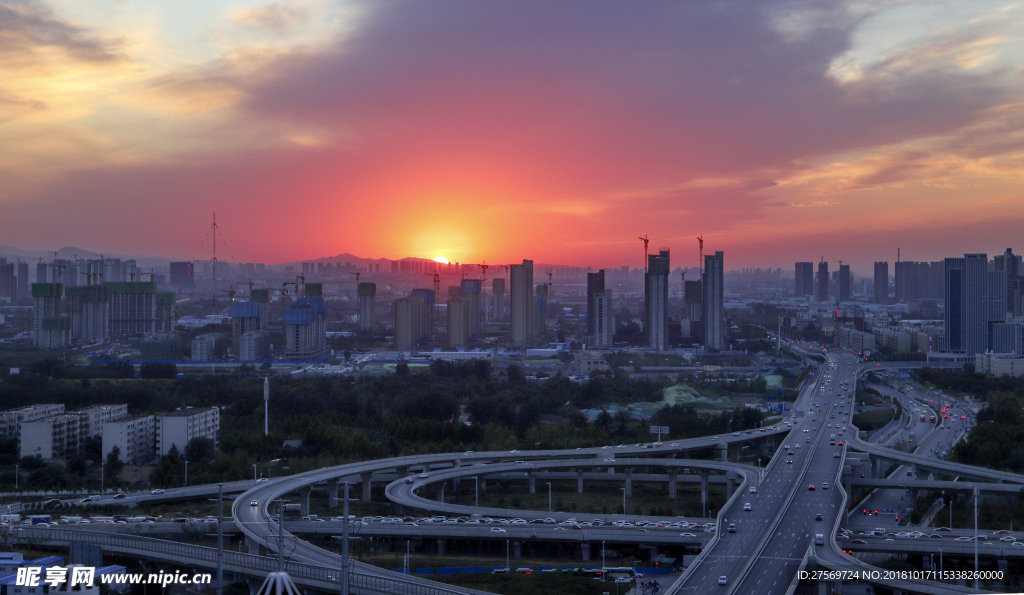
[3,0,1024,274]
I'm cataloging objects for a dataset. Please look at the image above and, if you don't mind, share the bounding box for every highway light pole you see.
[184,460,189,487]
[974,485,979,590]
[547,482,552,513]
[474,476,479,508]
[506,540,509,571]
[216,483,223,595]
[341,482,351,595]
[621,487,626,516]
[278,500,286,571]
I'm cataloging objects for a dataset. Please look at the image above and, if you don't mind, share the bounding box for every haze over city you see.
[3,0,1024,273]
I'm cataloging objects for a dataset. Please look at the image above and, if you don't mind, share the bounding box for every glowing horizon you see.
[3,1,1024,274]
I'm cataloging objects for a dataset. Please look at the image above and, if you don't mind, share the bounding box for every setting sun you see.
[432,257,449,264]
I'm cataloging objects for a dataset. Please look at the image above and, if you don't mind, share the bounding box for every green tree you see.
[105,446,125,485]
[184,437,216,463]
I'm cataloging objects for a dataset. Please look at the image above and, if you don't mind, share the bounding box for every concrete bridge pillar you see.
[701,471,709,510]
[668,469,678,500]
[246,535,261,555]
[718,443,729,461]
[437,539,445,555]
[299,486,312,516]
[818,579,827,595]
[833,579,843,594]
[436,482,445,502]
[479,475,487,494]
[725,472,735,499]
[529,471,537,494]
[327,479,339,509]
[580,543,590,561]
[998,559,1008,574]
[396,465,408,478]
[513,541,522,558]
[577,470,584,494]
[625,468,633,498]
[360,472,373,503]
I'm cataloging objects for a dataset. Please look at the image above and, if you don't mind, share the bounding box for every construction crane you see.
[546,270,553,285]
[697,236,704,278]
[479,261,489,282]
[639,235,649,272]
[424,271,440,296]
[349,271,361,285]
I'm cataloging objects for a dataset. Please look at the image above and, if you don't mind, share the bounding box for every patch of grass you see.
[852,409,894,431]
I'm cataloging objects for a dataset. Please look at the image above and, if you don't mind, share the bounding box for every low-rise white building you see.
[0,405,64,442]
[19,414,82,460]
[976,351,1024,377]
[156,407,219,456]
[102,415,155,465]
[191,333,217,361]
[73,405,128,438]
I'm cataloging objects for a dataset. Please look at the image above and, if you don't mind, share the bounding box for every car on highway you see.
[250,500,258,506]
[679,532,697,538]
[255,478,269,483]
[786,460,793,464]
[808,485,815,490]
[151,489,165,495]
[113,493,126,499]
[743,503,751,511]
[955,536,971,542]
[749,486,756,493]
[718,576,728,586]
[490,527,507,533]
[815,514,822,521]
[1013,542,1024,547]
[999,536,1016,542]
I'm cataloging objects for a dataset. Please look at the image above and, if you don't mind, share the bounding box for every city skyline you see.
[4,1,1024,271]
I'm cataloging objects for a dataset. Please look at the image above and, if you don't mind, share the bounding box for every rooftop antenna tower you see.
[639,235,650,273]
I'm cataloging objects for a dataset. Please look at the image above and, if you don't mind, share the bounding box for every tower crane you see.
[639,235,650,272]
[479,261,488,282]
[349,271,361,285]
[697,236,704,281]
[424,271,440,296]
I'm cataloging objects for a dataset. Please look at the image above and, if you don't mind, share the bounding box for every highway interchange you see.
[14,347,1024,595]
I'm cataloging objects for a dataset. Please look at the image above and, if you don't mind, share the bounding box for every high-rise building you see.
[873,262,889,304]
[0,260,14,301]
[703,252,725,350]
[460,279,482,339]
[169,262,194,288]
[944,254,1005,356]
[16,261,28,299]
[284,296,327,359]
[535,283,548,339]
[491,278,506,321]
[645,250,670,351]
[411,288,435,338]
[32,283,70,348]
[231,301,265,358]
[794,262,814,297]
[592,290,614,348]
[684,280,702,322]
[510,260,535,346]
[447,297,468,347]
[358,283,376,331]
[993,248,1022,315]
[105,282,158,337]
[838,264,851,303]
[66,285,108,343]
[816,261,829,302]
[394,294,425,350]
[587,270,605,337]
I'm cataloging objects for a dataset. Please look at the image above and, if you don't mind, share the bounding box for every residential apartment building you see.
[102,415,156,465]
[156,407,220,456]
[0,404,64,442]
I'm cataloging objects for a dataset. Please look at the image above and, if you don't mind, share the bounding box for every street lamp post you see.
[184,460,189,487]
[621,487,626,516]
[547,482,552,513]
[506,540,510,571]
